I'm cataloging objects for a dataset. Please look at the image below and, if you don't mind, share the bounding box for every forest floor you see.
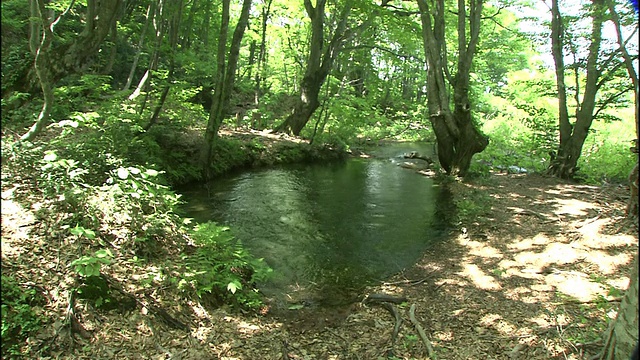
[2,129,638,360]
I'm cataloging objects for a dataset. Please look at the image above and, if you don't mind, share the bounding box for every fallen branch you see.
[409,304,436,359]
[362,293,404,356]
[363,293,408,304]
[380,302,402,347]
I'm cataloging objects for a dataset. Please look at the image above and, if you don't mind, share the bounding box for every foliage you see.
[177,222,272,309]
[71,248,114,278]
[454,188,492,225]
[1,275,44,359]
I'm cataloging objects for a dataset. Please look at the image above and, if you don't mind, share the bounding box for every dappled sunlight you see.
[457,237,503,258]
[458,263,502,290]
[551,198,596,216]
[507,233,552,251]
[545,273,607,302]
[583,250,633,274]
[479,313,518,336]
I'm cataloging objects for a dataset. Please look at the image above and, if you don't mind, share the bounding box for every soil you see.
[2,130,638,360]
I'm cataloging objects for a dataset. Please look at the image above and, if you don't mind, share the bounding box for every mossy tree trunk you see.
[416,0,488,177]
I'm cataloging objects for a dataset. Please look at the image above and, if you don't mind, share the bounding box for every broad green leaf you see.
[117,167,129,179]
[43,152,57,162]
[227,281,241,294]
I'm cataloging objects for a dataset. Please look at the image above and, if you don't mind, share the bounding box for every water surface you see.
[178,143,455,306]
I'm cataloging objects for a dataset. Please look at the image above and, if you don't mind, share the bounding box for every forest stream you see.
[178,142,457,310]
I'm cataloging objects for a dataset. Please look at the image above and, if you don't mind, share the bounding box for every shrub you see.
[177,222,272,310]
[1,274,44,359]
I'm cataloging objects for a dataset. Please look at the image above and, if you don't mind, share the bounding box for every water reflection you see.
[178,143,455,306]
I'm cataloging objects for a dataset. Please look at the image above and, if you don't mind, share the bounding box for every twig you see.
[409,304,436,359]
[383,276,430,287]
[409,304,437,360]
[380,302,402,348]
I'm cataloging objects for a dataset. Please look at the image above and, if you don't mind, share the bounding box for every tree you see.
[546,0,636,178]
[416,0,489,176]
[273,0,365,136]
[599,254,638,360]
[201,0,253,174]
[20,0,55,142]
[18,0,121,141]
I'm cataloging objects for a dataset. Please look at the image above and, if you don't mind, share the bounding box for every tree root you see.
[363,293,404,356]
[409,304,436,359]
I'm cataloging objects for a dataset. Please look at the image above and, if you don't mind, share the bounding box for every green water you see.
[178,143,455,307]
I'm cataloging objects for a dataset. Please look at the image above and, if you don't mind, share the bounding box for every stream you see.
[177,142,456,308]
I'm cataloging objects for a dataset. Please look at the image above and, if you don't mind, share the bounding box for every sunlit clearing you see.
[574,218,637,249]
[479,313,502,327]
[513,242,582,269]
[435,331,454,341]
[459,263,502,290]
[528,313,553,328]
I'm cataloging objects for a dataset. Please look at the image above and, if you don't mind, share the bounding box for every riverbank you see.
[168,172,635,360]
[2,130,637,359]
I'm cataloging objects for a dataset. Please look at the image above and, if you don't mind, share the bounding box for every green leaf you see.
[227,281,241,294]
[43,151,57,162]
[70,225,96,239]
[95,249,113,259]
[117,167,129,179]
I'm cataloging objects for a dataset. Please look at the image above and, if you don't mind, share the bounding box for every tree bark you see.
[417,0,488,176]
[254,0,273,107]
[144,0,183,132]
[599,254,638,360]
[547,0,605,179]
[129,0,164,102]
[20,0,54,142]
[201,0,253,175]
[52,0,121,84]
[123,3,152,91]
[274,1,359,136]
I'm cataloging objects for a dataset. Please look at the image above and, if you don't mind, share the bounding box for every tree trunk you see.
[547,0,604,179]
[417,0,488,176]
[201,0,253,174]
[599,254,638,360]
[49,0,121,85]
[143,0,182,132]
[254,0,272,107]
[129,0,164,102]
[181,0,198,49]
[274,0,358,136]
[123,3,152,91]
[21,0,54,142]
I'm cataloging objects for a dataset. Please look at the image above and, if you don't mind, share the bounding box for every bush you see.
[177,222,272,310]
[1,275,44,359]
